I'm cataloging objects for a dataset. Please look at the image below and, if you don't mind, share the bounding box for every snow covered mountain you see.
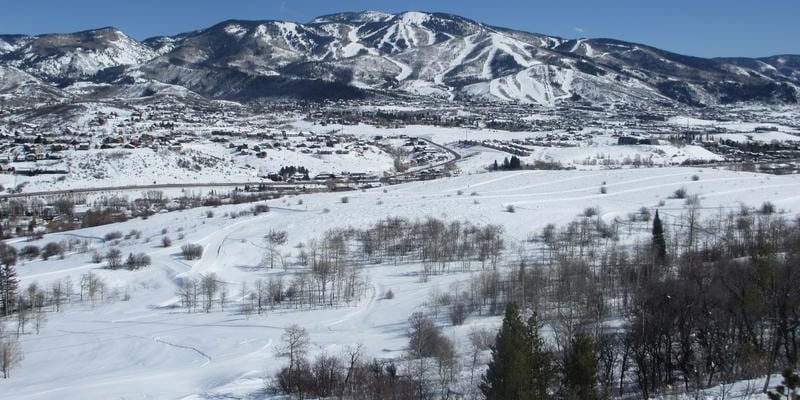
[1,11,798,106]
[0,28,156,82]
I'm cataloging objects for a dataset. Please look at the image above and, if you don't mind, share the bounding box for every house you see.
[617,136,639,145]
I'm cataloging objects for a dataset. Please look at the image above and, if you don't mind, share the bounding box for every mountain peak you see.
[311,11,394,24]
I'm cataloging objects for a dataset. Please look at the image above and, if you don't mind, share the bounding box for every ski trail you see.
[153,337,213,366]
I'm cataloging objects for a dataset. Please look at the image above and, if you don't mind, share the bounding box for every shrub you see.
[206,210,214,218]
[42,242,65,260]
[91,250,104,263]
[253,204,270,214]
[600,185,608,194]
[125,253,151,270]
[407,312,453,359]
[384,289,394,300]
[19,245,40,260]
[761,201,776,215]
[162,236,172,248]
[104,231,123,242]
[341,196,349,204]
[673,187,688,199]
[106,248,123,269]
[505,205,516,213]
[181,244,204,260]
[691,174,700,181]
[583,207,600,218]
[450,302,468,326]
[639,207,652,222]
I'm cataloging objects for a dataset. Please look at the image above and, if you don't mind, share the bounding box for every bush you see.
[673,187,688,199]
[106,248,122,269]
[583,207,600,218]
[19,245,40,260]
[91,250,104,263]
[639,207,652,222]
[104,231,123,242]
[341,196,349,204]
[162,236,172,248]
[761,201,776,215]
[384,289,394,300]
[407,312,453,359]
[253,204,270,214]
[181,244,203,260]
[206,210,214,218]
[600,185,608,194]
[42,242,65,260]
[449,302,467,326]
[125,253,151,270]
[691,174,700,181]
[506,204,516,213]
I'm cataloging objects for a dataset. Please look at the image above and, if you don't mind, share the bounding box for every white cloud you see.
[573,26,584,33]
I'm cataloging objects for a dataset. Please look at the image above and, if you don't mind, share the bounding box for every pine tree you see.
[652,210,666,263]
[481,303,553,400]
[563,332,599,400]
[482,303,532,399]
[0,242,18,316]
[525,311,554,400]
[768,369,800,400]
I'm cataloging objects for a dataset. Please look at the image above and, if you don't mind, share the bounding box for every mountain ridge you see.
[1,10,798,106]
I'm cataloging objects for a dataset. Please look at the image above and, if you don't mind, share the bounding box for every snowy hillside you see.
[1,28,156,81]
[2,166,799,399]
[0,11,797,105]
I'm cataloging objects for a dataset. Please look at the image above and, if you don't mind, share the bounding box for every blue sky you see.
[1,0,797,58]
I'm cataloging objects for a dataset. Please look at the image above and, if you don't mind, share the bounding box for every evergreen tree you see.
[481,303,553,400]
[0,242,18,316]
[509,156,522,170]
[563,332,599,400]
[492,160,499,171]
[652,210,666,263]
[768,369,800,400]
[525,311,554,400]
[502,157,510,170]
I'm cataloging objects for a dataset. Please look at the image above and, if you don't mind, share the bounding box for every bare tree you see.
[177,278,196,312]
[200,273,218,313]
[0,329,23,379]
[276,324,310,371]
[106,248,122,269]
[264,230,289,269]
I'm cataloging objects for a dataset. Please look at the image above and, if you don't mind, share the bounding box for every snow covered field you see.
[3,166,799,399]
[1,120,730,193]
